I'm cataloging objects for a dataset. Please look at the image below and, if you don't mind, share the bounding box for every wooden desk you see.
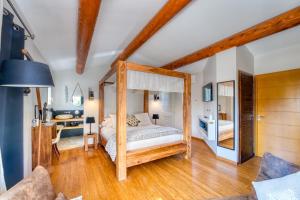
[84,133,98,151]
[32,123,56,169]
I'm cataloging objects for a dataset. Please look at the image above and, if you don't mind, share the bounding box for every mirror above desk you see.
[217,80,235,150]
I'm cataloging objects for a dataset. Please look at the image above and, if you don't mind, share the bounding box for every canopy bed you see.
[98,61,191,181]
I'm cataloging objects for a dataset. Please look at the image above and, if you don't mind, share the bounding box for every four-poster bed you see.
[98,61,191,181]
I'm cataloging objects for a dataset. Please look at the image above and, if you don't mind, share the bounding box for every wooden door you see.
[256,69,300,165]
[239,71,254,163]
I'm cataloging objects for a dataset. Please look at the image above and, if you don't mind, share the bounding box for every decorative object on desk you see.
[42,102,48,123]
[70,122,79,127]
[154,93,160,101]
[74,110,80,118]
[88,88,94,100]
[152,114,159,125]
[71,82,84,107]
[86,117,95,134]
[0,59,54,87]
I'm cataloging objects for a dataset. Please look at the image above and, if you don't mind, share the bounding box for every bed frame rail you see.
[126,141,187,167]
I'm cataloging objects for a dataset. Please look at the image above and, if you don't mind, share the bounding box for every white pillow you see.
[101,117,113,128]
[252,171,300,200]
[109,114,116,129]
[134,113,152,126]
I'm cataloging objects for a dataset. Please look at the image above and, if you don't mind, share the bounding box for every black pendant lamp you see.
[0,59,54,87]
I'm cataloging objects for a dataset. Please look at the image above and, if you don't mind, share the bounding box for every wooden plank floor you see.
[50,139,260,200]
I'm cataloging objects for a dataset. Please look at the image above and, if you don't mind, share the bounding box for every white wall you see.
[52,67,105,134]
[237,46,254,74]
[52,68,145,134]
[191,72,203,138]
[149,91,173,126]
[254,43,300,75]
[214,46,254,162]
[23,40,49,177]
[201,56,217,153]
[103,86,144,117]
[216,47,238,162]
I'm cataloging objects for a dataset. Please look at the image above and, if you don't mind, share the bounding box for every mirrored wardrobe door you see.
[217,80,235,150]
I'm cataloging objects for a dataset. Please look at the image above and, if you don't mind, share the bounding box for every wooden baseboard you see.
[191,136,203,142]
[216,156,238,166]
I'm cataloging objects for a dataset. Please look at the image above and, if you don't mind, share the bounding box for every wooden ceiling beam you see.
[162,6,300,70]
[76,0,101,74]
[111,0,191,68]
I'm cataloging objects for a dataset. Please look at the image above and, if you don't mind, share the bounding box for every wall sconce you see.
[88,88,94,100]
[23,87,31,96]
[154,94,159,101]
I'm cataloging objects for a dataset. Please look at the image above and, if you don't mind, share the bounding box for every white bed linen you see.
[100,125,183,161]
[218,120,234,141]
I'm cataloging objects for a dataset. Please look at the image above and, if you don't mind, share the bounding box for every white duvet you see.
[103,125,183,161]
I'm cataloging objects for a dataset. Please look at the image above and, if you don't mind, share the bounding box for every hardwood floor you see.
[50,139,260,200]
[219,138,234,149]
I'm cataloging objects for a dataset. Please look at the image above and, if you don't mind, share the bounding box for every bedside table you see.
[84,133,98,151]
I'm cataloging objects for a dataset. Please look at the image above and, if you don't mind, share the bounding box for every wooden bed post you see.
[116,61,127,181]
[99,83,104,134]
[183,74,191,159]
[144,90,149,113]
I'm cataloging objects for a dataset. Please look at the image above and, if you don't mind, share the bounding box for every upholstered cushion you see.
[127,115,140,127]
[0,166,56,200]
[253,171,300,200]
[255,153,300,182]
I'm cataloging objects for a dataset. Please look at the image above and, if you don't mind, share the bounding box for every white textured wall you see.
[237,46,254,74]
[149,91,172,126]
[216,47,238,162]
[254,43,300,75]
[191,72,204,138]
[201,56,217,153]
[103,86,144,117]
[23,41,49,177]
[52,67,105,134]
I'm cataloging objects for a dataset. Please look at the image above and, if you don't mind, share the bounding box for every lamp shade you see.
[86,117,95,124]
[152,114,159,120]
[0,59,54,87]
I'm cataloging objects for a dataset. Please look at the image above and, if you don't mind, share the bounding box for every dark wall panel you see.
[0,9,24,189]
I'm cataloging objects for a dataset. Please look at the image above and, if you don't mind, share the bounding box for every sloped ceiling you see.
[12,0,300,73]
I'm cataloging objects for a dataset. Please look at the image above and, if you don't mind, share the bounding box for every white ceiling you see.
[11,0,300,73]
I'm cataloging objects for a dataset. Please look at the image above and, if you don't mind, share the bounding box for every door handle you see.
[257,115,264,121]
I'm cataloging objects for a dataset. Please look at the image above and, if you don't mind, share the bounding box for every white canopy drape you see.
[127,70,184,93]
[0,148,6,194]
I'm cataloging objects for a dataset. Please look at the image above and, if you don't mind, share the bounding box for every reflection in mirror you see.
[71,83,84,107]
[217,81,235,150]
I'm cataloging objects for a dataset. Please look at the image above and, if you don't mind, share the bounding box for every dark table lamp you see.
[152,114,159,125]
[86,117,95,134]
